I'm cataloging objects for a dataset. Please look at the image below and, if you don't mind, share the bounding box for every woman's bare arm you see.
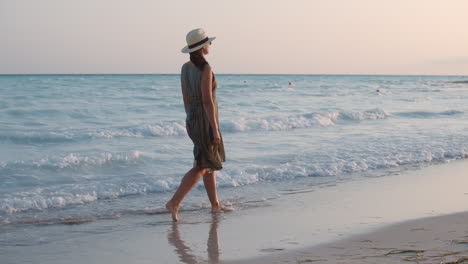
[181,80,189,114]
[200,65,220,144]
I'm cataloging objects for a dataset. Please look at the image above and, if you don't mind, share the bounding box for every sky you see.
[1,0,468,75]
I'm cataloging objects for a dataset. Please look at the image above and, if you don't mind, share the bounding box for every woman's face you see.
[202,42,211,55]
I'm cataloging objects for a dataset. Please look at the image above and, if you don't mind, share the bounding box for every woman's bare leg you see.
[203,170,220,209]
[166,167,206,222]
[203,171,233,213]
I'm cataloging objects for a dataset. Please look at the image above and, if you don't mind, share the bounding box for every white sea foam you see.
[216,146,467,187]
[2,143,466,215]
[1,109,390,144]
[52,151,142,169]
[1,192,98,214]
[0,179,173,214]
[0,122,187,144]
[222,108,389,132]
[92,109,389,136]
[88,122,187,138]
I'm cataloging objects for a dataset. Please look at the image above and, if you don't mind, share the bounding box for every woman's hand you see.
[212,129,221,146]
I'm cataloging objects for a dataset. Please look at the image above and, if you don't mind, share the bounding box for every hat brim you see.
[181,37,216,53]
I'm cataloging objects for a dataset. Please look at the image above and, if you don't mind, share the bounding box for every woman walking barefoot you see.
[166,28,232,222]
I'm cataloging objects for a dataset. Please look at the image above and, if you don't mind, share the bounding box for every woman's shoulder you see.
[182,61,212,73]
[180,62,192,78]
[181,61,192,71]
[182,61,204,73]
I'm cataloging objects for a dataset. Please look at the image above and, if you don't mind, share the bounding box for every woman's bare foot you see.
[166,201,179,222]
[211,203,234,213]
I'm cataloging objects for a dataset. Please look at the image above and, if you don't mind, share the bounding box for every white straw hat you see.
[181,28,216,53]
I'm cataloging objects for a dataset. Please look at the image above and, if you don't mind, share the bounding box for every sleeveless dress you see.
[181,62,225,170]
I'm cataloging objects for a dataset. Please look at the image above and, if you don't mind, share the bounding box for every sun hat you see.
[181,28,216,53]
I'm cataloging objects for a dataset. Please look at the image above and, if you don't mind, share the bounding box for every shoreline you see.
[228,159,468,263]
[2,159,468,263]
[1,73,468,77]
[226,159,468,259]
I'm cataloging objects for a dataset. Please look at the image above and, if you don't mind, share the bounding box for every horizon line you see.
[1,73,468,77]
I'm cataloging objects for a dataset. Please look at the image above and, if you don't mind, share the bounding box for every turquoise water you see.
[1,74,468,227]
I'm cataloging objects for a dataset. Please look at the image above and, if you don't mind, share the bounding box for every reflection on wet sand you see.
[167,214,221,264]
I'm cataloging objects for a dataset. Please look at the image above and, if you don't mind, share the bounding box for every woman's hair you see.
[189,49,208,71]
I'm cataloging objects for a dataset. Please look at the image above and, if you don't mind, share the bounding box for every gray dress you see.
[181,62,225,170]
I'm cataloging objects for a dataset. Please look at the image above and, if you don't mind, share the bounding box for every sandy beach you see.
[232,211,468,264]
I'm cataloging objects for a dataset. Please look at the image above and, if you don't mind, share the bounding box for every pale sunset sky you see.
[1,0,468,75]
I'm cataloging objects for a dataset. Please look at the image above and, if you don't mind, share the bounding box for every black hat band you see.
[188,37,209,49]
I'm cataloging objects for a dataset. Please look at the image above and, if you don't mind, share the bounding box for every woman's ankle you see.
[167,199,179,208]
[211,201,220,208]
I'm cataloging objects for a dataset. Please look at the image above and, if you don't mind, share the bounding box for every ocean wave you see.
[0,131,77,144]
[0,109,389,144]
[221,108,389,132]
[0,179,172,214]
[4,108,462,146]
[394,110,464,118]
[0,122,188,144]
[110,123,187,137]
[6,109,63,118]
[2,143,465,215]
[216,146,468,187]
[84,123,188,139]
[1,192,98,215]
[0,151,147,171]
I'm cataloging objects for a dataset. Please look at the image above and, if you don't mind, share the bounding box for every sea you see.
[1,74,468,236]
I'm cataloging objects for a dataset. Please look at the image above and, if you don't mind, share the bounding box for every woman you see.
[166,28,231,222]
